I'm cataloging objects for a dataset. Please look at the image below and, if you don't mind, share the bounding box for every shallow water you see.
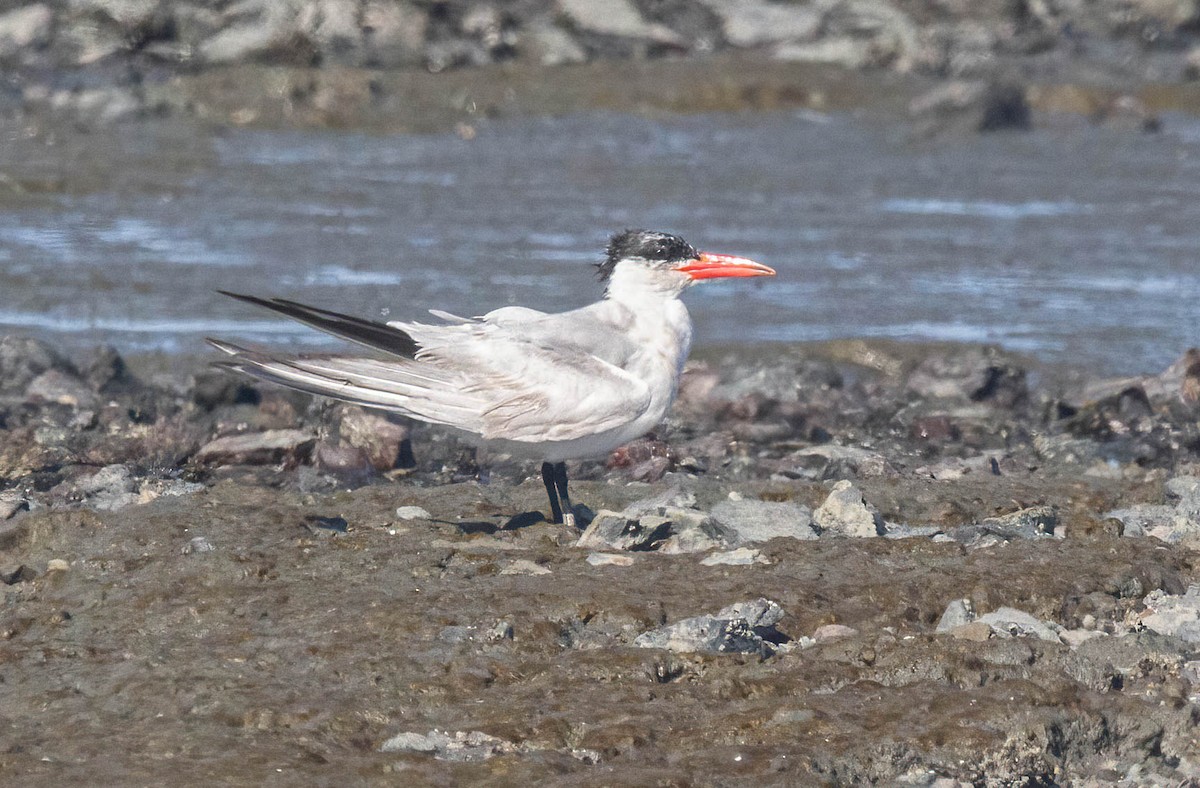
[2,110,1200,374]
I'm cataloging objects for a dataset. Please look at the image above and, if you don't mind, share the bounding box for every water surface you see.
[2,110,1199,375]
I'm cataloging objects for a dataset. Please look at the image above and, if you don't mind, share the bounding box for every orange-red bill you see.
[674,252,776,280]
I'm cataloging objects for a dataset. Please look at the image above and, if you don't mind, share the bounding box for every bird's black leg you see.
[541,461,564,524]
[552,461,575,528]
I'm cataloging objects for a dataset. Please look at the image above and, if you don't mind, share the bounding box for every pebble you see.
[949,621,993,642]
[395,505,433,521]
[700,547,768,566]
[974,606,1062,643]
[585,553,635,567]
[812,623,858,643]
[0,495,29,521]
[935,599,975,632]
[500,559,551,575]
[709,499,817,544]
[813,480,884,537]
[182,536,216,554]
[1136,586,1200,644]
[379,729,516,761]
[633,598,786,656]
[45,558,70,572]
[194,429,316,466]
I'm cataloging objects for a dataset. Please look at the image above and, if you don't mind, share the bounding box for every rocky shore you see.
[2,0,1200,130]
[2,333,1200,783]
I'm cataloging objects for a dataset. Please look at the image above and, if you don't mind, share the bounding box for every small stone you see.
[195,429,316,466]
[936,599,975,632]
[487,620,514,641]
[585,553,635,567]
[45,559,70,573]
[182,536,216,555]
[1136,587,1200,644]
[813,480,883,537]
[633,597,787,655]
[379,729,516,761]
[975,606,1062,643]
[501,559,551,576]
[700,547,768,566]
[395,505,433,521]
[709,499,817,544]
[950,621,993,642]
[25,369,97,408]
[0,495,29,521]
[1060,629,1107,649]
[812,624,858,643]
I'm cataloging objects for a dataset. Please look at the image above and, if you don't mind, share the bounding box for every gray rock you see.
[936,599,975,632]
[0,4,53,60]
[195,429,316,466]
[774,37,875,68]
[25,369,97,408]
[395,505,432,521]
[709,499,817,544]
[519,19,587,66]
[576,506,734,554]
[623,487,698,517]
[787,444,893,480]
[584,552,634,567]
[557,0,682,44]
[0,336,74,396]
[361,0,426,67]
[974,606,1062,643]
[812,623,858,643]
[634,597,786,656]
[980,505,1058,538]
[813,480,883,537]
[1166,475,1200,516]
[379,729,516,761]
[905,346,1028,407]
[697,0,820,47]
[1137,586,1200,644]
[1106,504,1177,538]
[182,536,216,554]
[0,494,29,521]
[700,547,767,566]
[75,464,140,511]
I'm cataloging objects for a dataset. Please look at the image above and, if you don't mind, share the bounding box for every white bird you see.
[209,229,775,526]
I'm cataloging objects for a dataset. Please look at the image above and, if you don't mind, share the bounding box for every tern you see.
[209,229,775,526]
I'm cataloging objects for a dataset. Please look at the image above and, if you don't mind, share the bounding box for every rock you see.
[1136,586,1200,644]
[906,347,1028,407]
[980,505,1058,538]
[709,499,817,544]
[1186,45,1200,80]
[82,345,133,392]
[977,82,1032,132]
[361,0,427,67]
[634,597,787,655]
[812,623,858,643]
[585,552,634,567]
[195,429,316,466]
[0,4,53,61]
[72,464,140,511]
[950,621,993,642]
[519,19,588,66]
[1060,629,1107,649]
[813,480,883,537]
[697,0,820,48]
[576,506,734,554]
[0,336,75,396]
[379,729,517,761]
[936,599,975,632]
[700,547,768,566]
[334,406,412,471]
[557,0,682,45]
[182,536,216,554]
[395,505,432,521]
[501,559,551,576]
[623,487,697,517]
[0,494,29,521]
[45,558,69,573]
[786,444,893,480]
[190,370,261,410]
[974,606,1062,643]
[1106,504,1177,538]
[25,369,98,409]
[1093,95,1160,133]
[774,36,875,69]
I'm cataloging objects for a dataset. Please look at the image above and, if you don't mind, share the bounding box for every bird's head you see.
[597,229,775,299]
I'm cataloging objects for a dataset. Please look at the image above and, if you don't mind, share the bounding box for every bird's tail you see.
[206,339,480,428]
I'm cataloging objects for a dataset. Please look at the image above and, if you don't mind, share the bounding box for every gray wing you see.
[211,298,651,443]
